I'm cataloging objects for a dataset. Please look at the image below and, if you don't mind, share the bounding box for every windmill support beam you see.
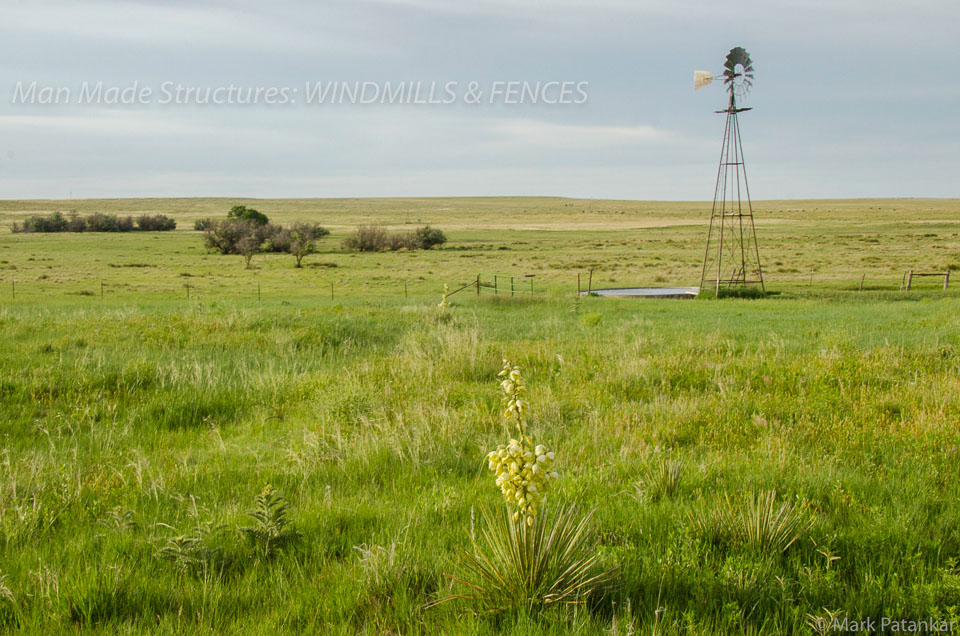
[698,76,765,296]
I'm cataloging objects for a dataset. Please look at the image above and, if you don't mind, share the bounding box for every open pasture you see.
[0,197,959,633]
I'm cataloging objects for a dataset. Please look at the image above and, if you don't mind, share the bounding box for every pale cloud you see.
[0,0,956,199]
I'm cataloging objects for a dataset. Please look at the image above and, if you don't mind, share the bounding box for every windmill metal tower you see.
[695,47,765,295]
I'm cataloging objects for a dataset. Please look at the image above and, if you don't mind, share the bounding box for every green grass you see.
[0,197,959,633]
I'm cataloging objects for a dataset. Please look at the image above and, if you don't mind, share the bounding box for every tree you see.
[288,223,330,267]
[204,219,267,268]
[227,205,269,226]
[238,231,265,269]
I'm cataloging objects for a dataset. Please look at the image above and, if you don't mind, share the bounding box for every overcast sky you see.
[0,0,956,200]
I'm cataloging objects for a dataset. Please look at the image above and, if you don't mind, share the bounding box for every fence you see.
[476,272,535,296]
[900,269,951,291]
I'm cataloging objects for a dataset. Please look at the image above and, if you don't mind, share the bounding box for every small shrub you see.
[239,485,301,559]
[193,218,213,231]
[342,225,446,252]
[343,225,390,252]
[156,522,228,577]
[135,214,176,231]
[66,214,87,232]
[14,211,69,233]
[408,226,447,249]
[14,212,173,232]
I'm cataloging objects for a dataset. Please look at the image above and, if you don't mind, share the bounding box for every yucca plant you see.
[439,504,614,613]
[689,490,814,555]
[634,456,684,503]
[239,484,301,559]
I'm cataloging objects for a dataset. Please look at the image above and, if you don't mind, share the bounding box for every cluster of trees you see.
[342,225,446,252]
[201,206,447,268]
[13,212,176,233]
[202,206,329,268]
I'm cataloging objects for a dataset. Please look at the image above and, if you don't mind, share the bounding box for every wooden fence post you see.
[588,269,593,294]
[945,270,951,291]
[907,269,913,291]
[858,273,865,292]
[577,273,581,295]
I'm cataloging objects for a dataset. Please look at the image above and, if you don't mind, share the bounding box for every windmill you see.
[695,47,765,295]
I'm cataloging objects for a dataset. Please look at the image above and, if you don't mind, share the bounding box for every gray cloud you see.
[0,0,957,198]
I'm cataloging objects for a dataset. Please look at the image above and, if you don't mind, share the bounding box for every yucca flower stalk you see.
[487,360,558,526]
[438,284,450,310]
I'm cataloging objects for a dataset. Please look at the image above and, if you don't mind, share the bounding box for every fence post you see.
[587,269,593,294]
[577,273,581,295]
[907,269,913,291]
[186,283,190,299]
[945,270,951,291]
[404,281,408,298]
[330,282,334,299]
[494,275,498,295]
[511,277,514,296]
[859,273,865,292]
[100,280,104,299]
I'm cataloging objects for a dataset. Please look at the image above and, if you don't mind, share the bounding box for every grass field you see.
[1,197,959,633]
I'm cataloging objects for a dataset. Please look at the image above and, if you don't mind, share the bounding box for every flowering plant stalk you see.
[486,360,557,526]
[438,284,449,310]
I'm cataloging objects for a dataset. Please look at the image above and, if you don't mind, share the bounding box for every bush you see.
[227,205,269,226]
[14,212,69,233]
[136,214,176,231]
[86,213,126,232]
[260,224,291,253]
[408,226,447,250]
[343,225,390,252]
[342,225,446,252]
[203,219,261,255]
[13,212,176,233]
[193,218,213,231]
[65,214,87,232]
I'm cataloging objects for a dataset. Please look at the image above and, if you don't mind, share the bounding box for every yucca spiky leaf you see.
[435,504,615,613]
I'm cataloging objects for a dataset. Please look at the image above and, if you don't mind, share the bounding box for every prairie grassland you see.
[0,198,959,633]
[0,197,958,301]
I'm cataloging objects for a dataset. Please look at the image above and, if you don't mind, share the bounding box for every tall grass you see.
[0,292,958,632]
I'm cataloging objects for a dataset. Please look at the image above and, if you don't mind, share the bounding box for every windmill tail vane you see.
[693,71,714,91]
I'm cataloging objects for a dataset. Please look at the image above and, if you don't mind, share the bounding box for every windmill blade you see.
[694,70,714,90]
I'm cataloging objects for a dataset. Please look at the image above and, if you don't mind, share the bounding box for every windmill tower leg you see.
[699,92,764,296]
